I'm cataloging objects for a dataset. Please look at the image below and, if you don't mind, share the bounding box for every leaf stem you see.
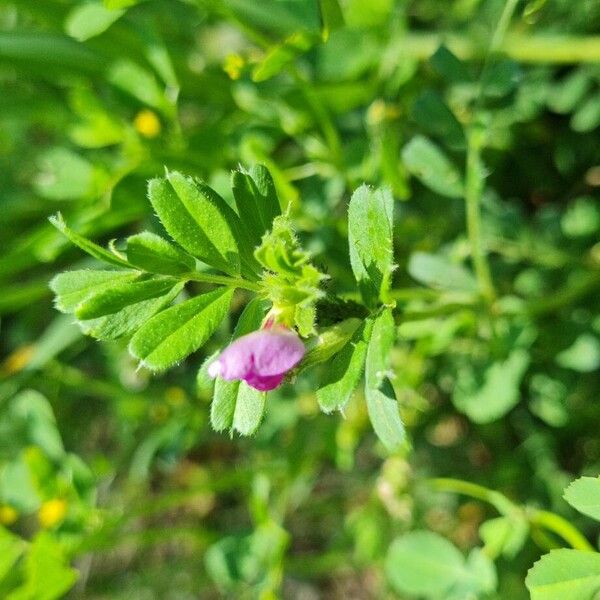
[465,128,496,304]
[528,509,595,552]
[184,272,261,292]
[427,478,595,552]
[427,478,518,515]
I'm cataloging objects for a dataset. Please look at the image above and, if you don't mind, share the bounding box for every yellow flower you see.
[0,505,18,525]
[134,109,161,138]
[223,53,245,80]
[38,499,67,529]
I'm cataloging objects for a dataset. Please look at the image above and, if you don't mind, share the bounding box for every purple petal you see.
[213,328,305,382]
[243,372,285,391]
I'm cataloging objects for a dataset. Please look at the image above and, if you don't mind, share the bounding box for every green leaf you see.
[49,214,134,269]
[252,32,315,82]
[453,349,530,423]
[319,0,344,40]
[75,276,179,319]
[50,270,139,313]
[10,390,65,461]
[126,232,196,275]
[556,334,600,373]
[316,319,373,413]
[232,383,266,436]
[430,45,472,83]
[479,516,529,559]
[148,174,242,276]
[130,287,233,371]
[108,59,167,113]
[80,283,184,340]
[7,532,78,600]
[547,69,592,114]
[526,549,600,600]
[0,526,25,582]
[408,252,478,293]
[65,2,125,42]
[385,531,466,598]
[231,165,281,247]
[348,185,395,307]
[402,135,464,198]
[365,309,404,451]
[481,59,521,98]
[563,476,600,521]
[210,298,269,435]
[34,148,97,200]
[301,318,362,370]
[411,90,465,149]
[561,197,600,238]
[571,93,600,133]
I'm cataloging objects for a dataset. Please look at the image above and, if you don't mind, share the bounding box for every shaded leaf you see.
[402,136,464,198]
[348,185,394,307]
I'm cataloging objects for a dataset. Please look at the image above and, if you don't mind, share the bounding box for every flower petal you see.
[243,372,284,391]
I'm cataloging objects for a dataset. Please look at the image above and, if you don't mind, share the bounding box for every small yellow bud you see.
[0,505,18,525]
[223,53,245,80]
[0,344,35,376]
[134,109,161,138]
[38,499,67,529]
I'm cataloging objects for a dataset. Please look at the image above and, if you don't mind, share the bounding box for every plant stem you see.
[465,128,496,304]
[392,33,600,64]
[427,478,518,515]
[428,478,595,552]
[489,0,521,55]
[185,272,261,292]
[529,509,595,552]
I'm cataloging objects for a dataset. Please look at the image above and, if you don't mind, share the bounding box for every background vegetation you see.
[1,0,599,598]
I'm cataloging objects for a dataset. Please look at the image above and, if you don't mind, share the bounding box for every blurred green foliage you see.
[0,0,599,598]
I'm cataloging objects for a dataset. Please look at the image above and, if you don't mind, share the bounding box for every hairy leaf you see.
[129,287,233,371]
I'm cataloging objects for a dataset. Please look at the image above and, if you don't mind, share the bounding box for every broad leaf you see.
[129,287,233,371]
[402,135,464,198]
[385,531,467,598]
[365,309,404,451]
[408,251,478,293]
[80,283,183,340]
[75,276,179,319]
[302,318,362,370]
[65,2,125,42]
[126,232,196,275]
[7,532,78,600]
[526,549,600,600]
[148,173,246,277]
[563,476,600,521]
[316,319,373,413]
[231,165,281,246]
[319,0,344,40]
[50,270,138,313]
[348,185,395,307]
[0,526,24,582]
[411,90,465,149]
[453,349,530,423]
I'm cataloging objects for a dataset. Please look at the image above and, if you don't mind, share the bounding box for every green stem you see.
[529,509,595,552]
[489,0,521,54]
[428,478,595,552]
[427,478,518,515]
[465,128,496,304]
[185,272,261,292]
[391,33,600,64]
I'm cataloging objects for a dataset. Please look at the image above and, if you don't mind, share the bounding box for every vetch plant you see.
[49,166,405,447]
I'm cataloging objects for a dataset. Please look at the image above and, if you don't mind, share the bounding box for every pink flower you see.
[208,327,305,391]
